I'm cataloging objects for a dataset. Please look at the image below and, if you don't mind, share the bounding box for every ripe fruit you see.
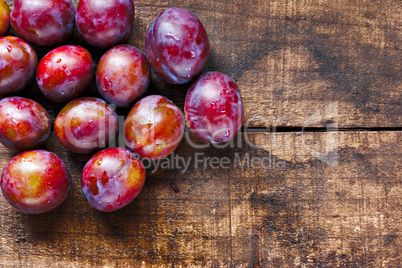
[36,45,94,103]
[54,97,118,154]
[96,44,150,108]
[81,147,145,212]
[10,0,75,46]
[0,36,37,96]
[0,97,50,151]
[185,72,244,143]
[0,0,10,37]
[125,95,184,160]
[1,150,71,214]
[76,0,135,48]
[145,7,210,84]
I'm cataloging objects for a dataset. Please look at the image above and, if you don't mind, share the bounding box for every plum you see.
[96,44,150,108]
[125,95,184,160]
[81,147,145,212]
[10,0,75,46]
[0,0,10,36]
[0,36,37,96]
[54,97,118,154]
[145,7,209,84]
[36,45,94,103]
[1,150,71,214]
[184,72,244,143]
[0,97,50,151]
[76,0,135,48]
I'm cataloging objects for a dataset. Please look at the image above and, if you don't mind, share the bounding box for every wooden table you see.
[1,0,401,267]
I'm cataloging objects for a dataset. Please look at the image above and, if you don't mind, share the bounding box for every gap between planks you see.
[242,127,402,133]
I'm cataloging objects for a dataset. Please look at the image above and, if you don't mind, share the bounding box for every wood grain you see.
[1,0,401,267]
[0,131,401,267]
[4,0,402,128]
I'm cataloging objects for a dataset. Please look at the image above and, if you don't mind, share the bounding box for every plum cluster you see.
[0,0,244,214]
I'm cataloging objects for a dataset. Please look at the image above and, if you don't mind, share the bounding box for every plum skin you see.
[0,36,37,96]
[0,0,10,36]
[81,147,146,212]
[96,44,150,108]
[145,7,210,84]
[76,0,135,48]
[10,0,75,46]
[1,150,71,214]
[185,72,244,144]
[0,97,50,151]
[54,97,118,154]
[125,95,185,160]
[36,45,94,103]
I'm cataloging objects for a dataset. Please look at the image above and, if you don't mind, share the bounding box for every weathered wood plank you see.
[1,0,401,266]
[230,131,401,267]
[0,131,400,267]
[4,0,402,128]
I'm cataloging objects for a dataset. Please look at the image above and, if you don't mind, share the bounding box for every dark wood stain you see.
[1,0,401,267]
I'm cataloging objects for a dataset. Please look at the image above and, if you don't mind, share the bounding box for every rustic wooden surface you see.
[0,132,401,267]
[1,0,401,267]
[4,0,402,128]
